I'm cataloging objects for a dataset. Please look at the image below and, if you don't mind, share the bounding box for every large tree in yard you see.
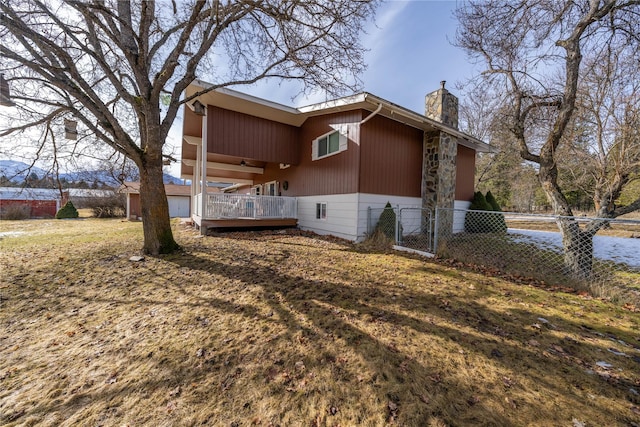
[0,0,378,254]
[455,0,640,280]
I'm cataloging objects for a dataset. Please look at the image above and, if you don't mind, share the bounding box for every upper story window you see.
[312,126,348,160]
[318,131,340,157]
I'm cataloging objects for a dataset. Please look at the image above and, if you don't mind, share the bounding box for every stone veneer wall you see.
[425,81,459,129]
[422,82,459,235]
[421,131,457,213]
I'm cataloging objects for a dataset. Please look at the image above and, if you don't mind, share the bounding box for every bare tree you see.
[460,87,545,212]
[455,0,640,280]
[0,0,378,254]
[573,52,640,215]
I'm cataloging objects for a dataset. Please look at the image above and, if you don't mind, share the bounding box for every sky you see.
[239,0,476,111]
[1,1,481,179]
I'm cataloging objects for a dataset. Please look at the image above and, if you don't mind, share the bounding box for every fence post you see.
[433,208,439,254]
[427,210,432,252]
[367,206,371,236]
[397,208,402,245]
[395,205,400,243]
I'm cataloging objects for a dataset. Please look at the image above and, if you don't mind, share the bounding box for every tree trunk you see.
[139,151,179,255]
[538,162,594,281]
[557,218,593,281]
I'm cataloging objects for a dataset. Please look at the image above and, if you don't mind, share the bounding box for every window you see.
[318,131,340,157]
[316,202,327,220]
[312,126,348,160]
[264,181,277,196]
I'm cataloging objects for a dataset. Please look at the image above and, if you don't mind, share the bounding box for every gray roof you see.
[68,189,115,198]
[0,187,62,200]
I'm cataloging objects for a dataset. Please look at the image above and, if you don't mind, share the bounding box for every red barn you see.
[0,187,63,218]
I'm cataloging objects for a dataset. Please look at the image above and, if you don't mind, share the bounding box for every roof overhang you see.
[181,81,495,184]
[297,92,494,153]
[185,79,305,126]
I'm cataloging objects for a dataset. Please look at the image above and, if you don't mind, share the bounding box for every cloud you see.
[362,0,411,50]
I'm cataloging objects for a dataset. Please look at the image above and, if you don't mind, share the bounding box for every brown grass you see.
[1,219,639,426]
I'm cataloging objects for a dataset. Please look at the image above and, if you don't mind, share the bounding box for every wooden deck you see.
[193,216,297,233]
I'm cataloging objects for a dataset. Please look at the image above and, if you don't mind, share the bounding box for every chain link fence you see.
[366,206,433,250]
[366,206,398,241]
[434,208,640,302]
[367,206,640,302]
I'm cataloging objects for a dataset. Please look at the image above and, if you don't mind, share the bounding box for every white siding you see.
[356,194,422,242]
[296,194,359,240]
[453,200,471,233]
[296,195,473,242]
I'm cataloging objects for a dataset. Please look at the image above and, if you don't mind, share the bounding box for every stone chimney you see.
[421,81,459,234]
[425,81,458,129]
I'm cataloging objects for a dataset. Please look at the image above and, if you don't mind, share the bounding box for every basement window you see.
[316,202,327,220]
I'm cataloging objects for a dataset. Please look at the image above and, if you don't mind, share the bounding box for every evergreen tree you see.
[465,191,492,233]
[56,201,79,219]
[485,191,507,232]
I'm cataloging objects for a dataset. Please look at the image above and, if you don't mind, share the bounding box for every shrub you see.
[0,204,30,220]
[56,201,79,219]
[69,193,125,218]
[464,191,492,233]
[485,191,500,211]
[485,191,508,232]
[86,195,126,218]
[92,205,125,218]
[360,228,395,252]
[375,202,397,240]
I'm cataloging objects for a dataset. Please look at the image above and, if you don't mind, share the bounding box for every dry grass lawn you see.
[1,218,639,426]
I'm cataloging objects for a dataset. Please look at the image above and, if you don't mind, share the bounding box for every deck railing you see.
[194,193,201,218]
[195,193,297,219]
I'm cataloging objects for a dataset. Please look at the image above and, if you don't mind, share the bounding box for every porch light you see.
[64,119,78,140]
[0,74,16,107]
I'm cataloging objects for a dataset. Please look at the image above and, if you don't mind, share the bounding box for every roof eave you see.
[361,93,495,153]
[184,81,494,153]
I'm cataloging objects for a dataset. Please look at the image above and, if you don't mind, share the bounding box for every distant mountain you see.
[0,159,47,181]
[0,159,183,186]
[58,169,184,186]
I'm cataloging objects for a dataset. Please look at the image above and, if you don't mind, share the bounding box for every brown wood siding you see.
[129,193,141,218]
[255,111,362,196]
[455,145,476,201]
[207,106,299,164]
[359,114,423,197]
[183,106,203,138]
[181,107,202,177]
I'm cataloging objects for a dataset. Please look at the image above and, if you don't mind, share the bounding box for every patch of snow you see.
[508,228,640,269]
[0,231,26,238]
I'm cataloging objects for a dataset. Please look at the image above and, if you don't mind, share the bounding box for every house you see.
[119,182,194,219]
[0,187,63,218]
[180,80,492,241]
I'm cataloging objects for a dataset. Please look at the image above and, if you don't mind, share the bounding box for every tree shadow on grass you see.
[5,236,637,426]
[159,248,635,425]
